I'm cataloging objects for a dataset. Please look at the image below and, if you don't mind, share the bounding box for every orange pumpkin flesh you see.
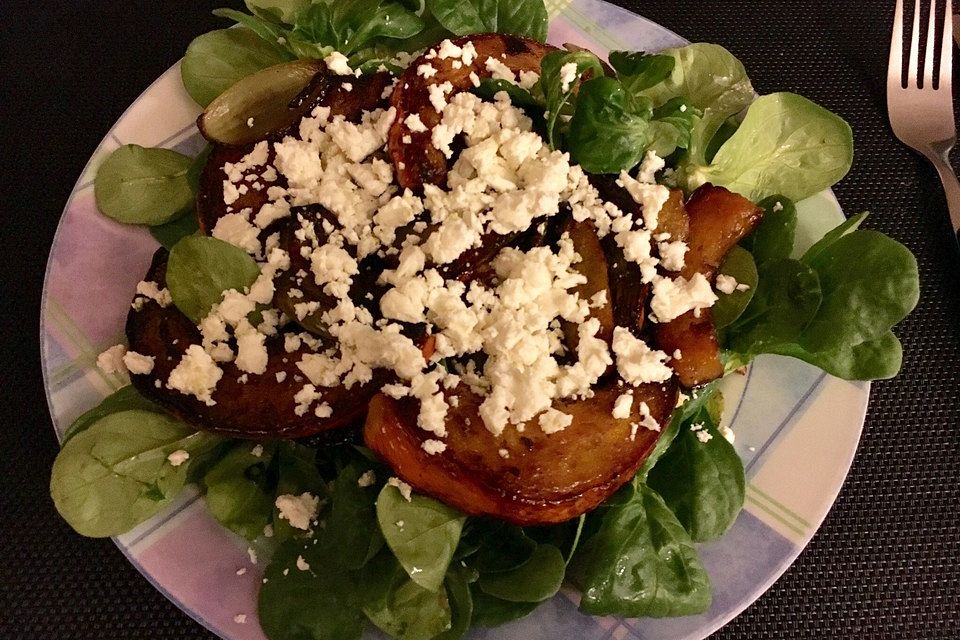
[364,381,677,525]
[655,185,764,387]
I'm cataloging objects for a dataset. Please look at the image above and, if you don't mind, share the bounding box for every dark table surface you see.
[3,0,959,638]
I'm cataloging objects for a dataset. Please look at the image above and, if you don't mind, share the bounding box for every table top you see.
[3,0,959,638]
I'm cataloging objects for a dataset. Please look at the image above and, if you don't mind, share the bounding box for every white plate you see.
[40,1,868,638]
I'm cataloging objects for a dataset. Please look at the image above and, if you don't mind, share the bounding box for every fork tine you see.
[924,0,937,87]
[891,0,905,87]
[908,0,922,86]
[941,0,954,90]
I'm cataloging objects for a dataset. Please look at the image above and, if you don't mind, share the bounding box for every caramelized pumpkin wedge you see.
[389,33,555,190]
[364,381,678,525]
[196,71,393,239]
[126,249,380,439]
[562,217,614,350]
[590,177,690,335]
[656,185,763,387]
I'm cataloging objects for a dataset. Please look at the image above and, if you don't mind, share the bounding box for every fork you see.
[888,0,960,241]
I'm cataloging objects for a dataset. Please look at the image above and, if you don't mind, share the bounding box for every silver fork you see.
[888,0,960,239]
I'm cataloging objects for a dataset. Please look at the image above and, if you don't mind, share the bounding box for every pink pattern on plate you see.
[136,506,267,639]
[47,191,157,348]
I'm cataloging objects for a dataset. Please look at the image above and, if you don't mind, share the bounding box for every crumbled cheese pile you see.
[123,40,724,450]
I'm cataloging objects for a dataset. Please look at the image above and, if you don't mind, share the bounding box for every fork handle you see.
[928,150,960,246]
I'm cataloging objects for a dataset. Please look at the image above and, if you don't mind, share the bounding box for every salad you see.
[49,0,920,638]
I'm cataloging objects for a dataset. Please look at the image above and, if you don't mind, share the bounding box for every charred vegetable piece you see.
[196,71,393,240]
[591,177,692,336]
[126,249,380,439]
[562,218,614,350]
[389,33,555,190]
[656,185,763,387]
[274,205,389,336]
[364,381,678,525]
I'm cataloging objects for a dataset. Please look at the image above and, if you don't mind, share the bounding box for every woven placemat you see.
[3,0,958,638]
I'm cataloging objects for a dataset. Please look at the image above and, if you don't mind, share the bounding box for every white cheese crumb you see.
[559,62,578,92]
[324,51,352,75]
[612,392,633,419]
[657,240,687,272]
[538,408,573,434]
[612,327,673,385]
[296,555,311,571]
[422,439,447,455]
[696,430,714,443]
[417,64,437,78]
[251,444,264,457]
[135,280,173,307]
[234,614,247,624]
[167,344,223,406]
[638,401,660,432]
[388,477,413,501]
[650,273,718,323]
[247,548,258,565]
[773,201,784,212]
[236,567,247,576]
[275,492,320,530]
[166,449,190,466]
[405,113,428,133]
[357,470,376,487]
[719,425,736,444]
[97,344,127,374]
[715,274,740,295]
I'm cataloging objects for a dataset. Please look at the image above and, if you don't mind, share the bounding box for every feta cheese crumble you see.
[167,450,190,467]
[275,492,320,530]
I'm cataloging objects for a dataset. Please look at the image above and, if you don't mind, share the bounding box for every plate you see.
[40,1,869,638]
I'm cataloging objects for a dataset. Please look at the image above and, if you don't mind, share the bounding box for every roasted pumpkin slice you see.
[656,185,764,387]
[680,184,764,280]
[126,249,380,439]
[364,381,678,525]
[196,71,393,239]
[389,33,555,190]
[562,217,614,350]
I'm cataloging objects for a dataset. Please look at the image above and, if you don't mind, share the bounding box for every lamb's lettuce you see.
[94,145,194,226]
[476,544,565,602]
[711,245,758,329]
[538,50,606,148]
[50,410,223,537]
[361,550,453,639]
[60,386,162,445]
[647,404,745,542]
[182,28,291,107]
[722,212,918,381]
[572,481,712,617]
[426,0,548,42]
[681,92,854,202]
[639,43,754,167]
[741,195,799,265]
[166,235,261,323]
[377,484,466,592]
[259,538,367,640]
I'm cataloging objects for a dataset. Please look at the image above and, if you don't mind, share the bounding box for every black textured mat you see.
[2,0,958,638]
